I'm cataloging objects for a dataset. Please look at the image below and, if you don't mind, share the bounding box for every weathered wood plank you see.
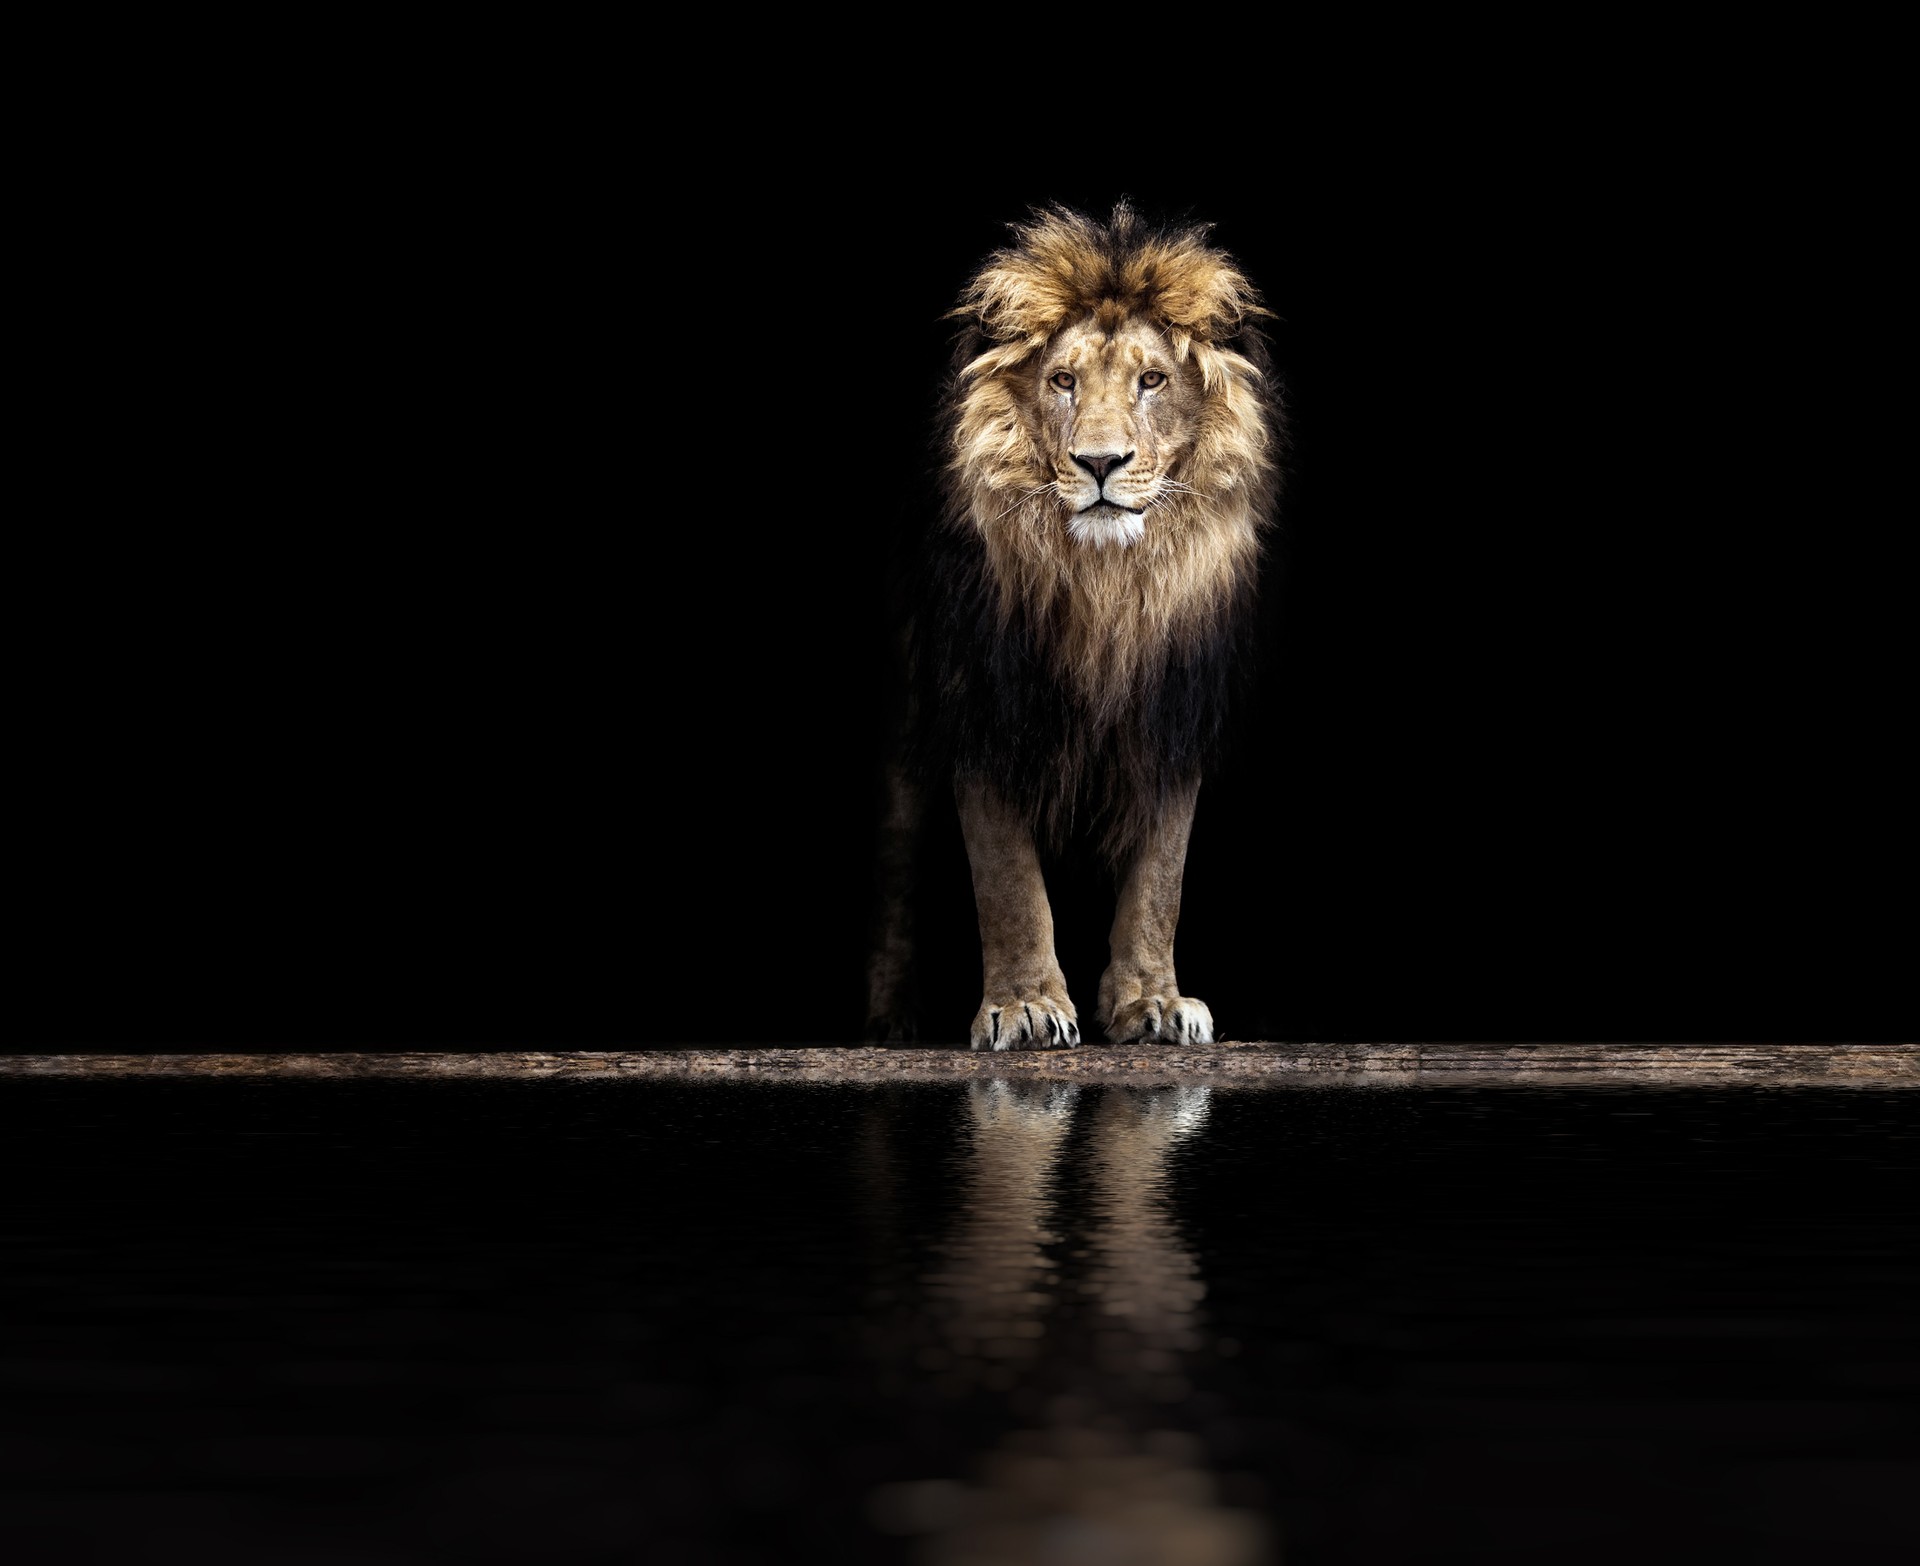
[2,1044,1914,1087]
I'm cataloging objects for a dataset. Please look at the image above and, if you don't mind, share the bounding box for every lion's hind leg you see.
[864,755,924,1042]
[956,779,1080,1051]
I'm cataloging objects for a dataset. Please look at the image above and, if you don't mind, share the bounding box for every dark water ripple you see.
[1,1078,1914,1564]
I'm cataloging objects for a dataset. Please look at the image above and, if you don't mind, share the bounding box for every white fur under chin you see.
[1067,510,1145,548]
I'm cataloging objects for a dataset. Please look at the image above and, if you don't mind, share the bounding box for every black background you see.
[10,54,1912,1566]
[17,71,1909,1050]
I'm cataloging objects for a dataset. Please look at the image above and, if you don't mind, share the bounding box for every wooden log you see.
[1,1043,1913,1087]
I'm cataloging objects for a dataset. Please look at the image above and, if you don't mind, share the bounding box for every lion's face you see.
[944,203,1279,642]
[1037,319,1201,549]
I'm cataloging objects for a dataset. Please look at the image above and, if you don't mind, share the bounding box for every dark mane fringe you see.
[905,519,1261,863]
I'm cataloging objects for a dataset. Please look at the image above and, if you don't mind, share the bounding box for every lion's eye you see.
[1049,371,1075,392]
[1140,370,1167,390]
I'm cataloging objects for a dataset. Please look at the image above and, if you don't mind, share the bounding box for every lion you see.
[866,202,1284,1050]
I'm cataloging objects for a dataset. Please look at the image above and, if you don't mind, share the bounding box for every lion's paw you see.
[969,997,1080,1052]
[1106,995,1213,1046]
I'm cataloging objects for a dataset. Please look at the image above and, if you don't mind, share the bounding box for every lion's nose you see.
[1072,451,1133,483]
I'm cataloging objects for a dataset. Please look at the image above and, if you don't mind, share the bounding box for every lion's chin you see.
[1067,508,1146,549]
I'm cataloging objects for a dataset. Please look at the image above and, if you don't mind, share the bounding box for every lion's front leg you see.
[956,779,1079,1051]
[1099,781,1214,1045]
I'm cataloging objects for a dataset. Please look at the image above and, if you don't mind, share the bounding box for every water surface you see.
[2,1077,1914,1563]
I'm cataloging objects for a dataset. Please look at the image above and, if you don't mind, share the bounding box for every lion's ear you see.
[1213,299,1277,348]
[1190,343,1265,395]
[956,334,1046,384]
[1197,289,1270,347]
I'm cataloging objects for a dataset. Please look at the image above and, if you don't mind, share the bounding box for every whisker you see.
[1144,477,1205,506]
[1147,478,1205,510]
[991,482,1057,522]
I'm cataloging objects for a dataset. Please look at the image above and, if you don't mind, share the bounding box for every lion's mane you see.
[908,203,1285,860]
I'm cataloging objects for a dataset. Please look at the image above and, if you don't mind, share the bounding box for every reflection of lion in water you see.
[867,203,1284,1050]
